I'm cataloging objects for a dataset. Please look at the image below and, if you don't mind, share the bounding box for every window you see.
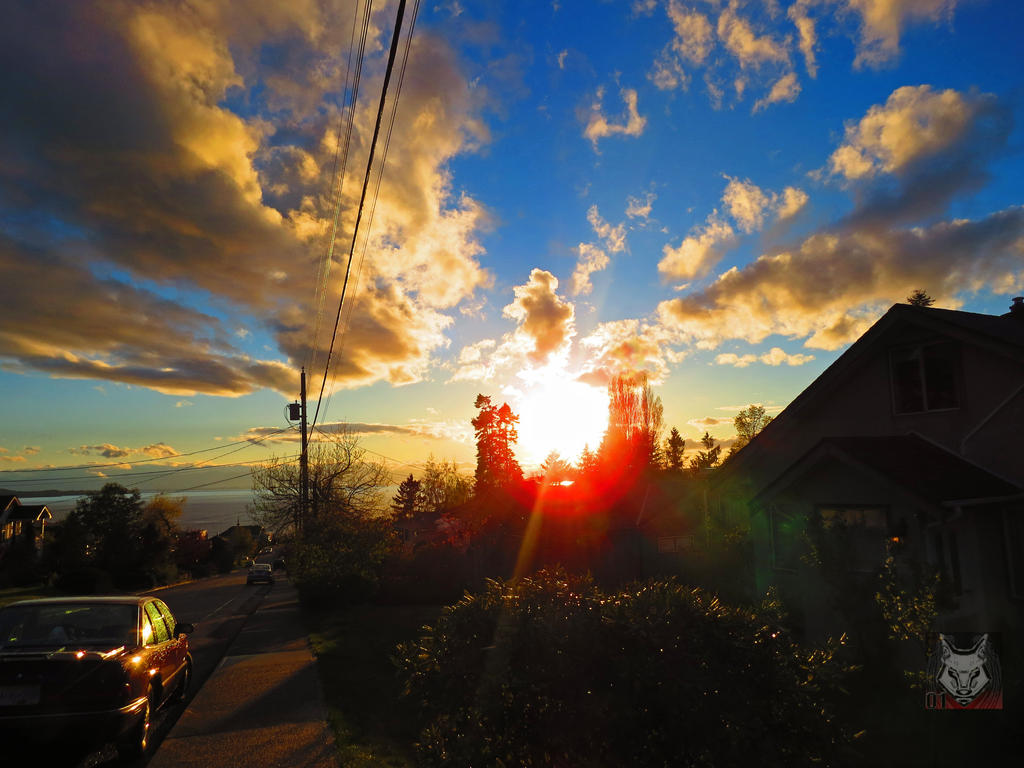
[156,600,176,637]
[144,602,169,644]
[890,342,960,414]
[770,505,801,571]
[817,506,888,572]
[658,535,695,554]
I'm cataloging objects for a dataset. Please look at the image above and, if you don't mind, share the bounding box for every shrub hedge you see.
[396,570,853,767]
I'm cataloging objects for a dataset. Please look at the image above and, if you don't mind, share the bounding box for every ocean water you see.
[28,490,257,537]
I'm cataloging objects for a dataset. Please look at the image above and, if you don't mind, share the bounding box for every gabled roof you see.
[719,303,1024,480]
[7,504,51,522]
[756,435,1023,508]
[0,495,17,514]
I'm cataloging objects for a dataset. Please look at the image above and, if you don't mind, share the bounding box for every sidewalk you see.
[149,577,336,768]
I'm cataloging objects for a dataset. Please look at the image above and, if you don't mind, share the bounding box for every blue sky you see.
[1,0,1022,489]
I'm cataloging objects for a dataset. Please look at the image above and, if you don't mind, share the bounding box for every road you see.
[61,568,274,768]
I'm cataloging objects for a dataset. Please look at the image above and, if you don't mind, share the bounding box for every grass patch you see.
[305,603,442,768]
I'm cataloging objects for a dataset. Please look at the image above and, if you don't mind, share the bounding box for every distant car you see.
[246,563,274,585]
[0,596,194,759]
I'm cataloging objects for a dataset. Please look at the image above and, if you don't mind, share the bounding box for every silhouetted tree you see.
[726,404,773,459]
[599,373,664,473]
[540,451,573,483]
[251,428,390,534]
[689,431,721,471]
[472,394,523,493]
[906,289,935,307]
[417,456,472,517]
[391,475,421,520]
[576,445,600,480]
[663,427,686,472]
[50,483,179,588]
[251,429,395,603]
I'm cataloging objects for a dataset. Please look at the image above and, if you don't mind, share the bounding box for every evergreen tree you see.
[576,445,600,480]
[689,431,721,472]
[540,451,573,482]
[906,289,935,307]
[664,427,686,472]
[391,474,422,519]
[472,395,524,493]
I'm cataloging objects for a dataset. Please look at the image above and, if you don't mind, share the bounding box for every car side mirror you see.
[176,623,195,636]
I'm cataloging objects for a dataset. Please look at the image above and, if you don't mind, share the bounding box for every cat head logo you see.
[936,634,993,707]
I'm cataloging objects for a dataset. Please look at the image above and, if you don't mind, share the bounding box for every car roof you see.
[1,596,149,609]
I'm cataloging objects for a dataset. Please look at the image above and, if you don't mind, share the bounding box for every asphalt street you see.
[55,568,283,768]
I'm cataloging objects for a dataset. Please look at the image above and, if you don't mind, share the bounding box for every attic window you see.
[890,342,960,414]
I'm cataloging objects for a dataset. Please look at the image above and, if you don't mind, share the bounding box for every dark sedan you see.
[0,596,193,759]
[246,563,274,585]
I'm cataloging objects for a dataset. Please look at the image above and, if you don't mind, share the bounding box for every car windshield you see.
[0,604,137,651]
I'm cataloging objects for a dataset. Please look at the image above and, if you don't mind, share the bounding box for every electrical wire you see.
[0,427,294,475]
[309,424,428,474]
[315,0,423,426]
[311,0,411,431]
[308,0,374,377]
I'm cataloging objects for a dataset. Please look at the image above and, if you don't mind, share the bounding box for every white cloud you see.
[722,176,808,231]
[503,270,576,365]
[578,317,682,386]
[716,347,816,367]
[829,85,980,180]
[626,192,656,220]
[752,71,801,112]
[570,243,610,296]
[582,86,647,149]
[846,0,960,68]
[668,1,716,65]
[788,1,818,77]
[587,205,627,252]
[659,215,736,280]
[717,6,791,69]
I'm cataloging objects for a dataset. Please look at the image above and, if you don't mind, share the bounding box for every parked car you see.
[246,562,274,585]
[0,596,194,759]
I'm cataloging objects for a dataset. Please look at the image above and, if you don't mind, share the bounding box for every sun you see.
[512,374,609,467]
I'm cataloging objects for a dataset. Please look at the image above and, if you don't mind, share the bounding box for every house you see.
[713,299,1024,645]
[0,494,52,547]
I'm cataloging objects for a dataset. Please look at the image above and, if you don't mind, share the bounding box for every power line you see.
[0,427,294,475]
[316,0,422,426]
[308,0,374,377]
[2,457,273,487]
[309,424,428,473]
[312,0,411,430]
[174,455,301,493]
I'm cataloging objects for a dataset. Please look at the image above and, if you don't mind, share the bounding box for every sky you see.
[1,0,1023,492]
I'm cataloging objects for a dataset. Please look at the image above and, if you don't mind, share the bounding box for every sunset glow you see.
[0,1,1019,489]
[512,375,608,466]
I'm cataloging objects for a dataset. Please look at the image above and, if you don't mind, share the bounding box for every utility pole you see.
[299,367,309,538]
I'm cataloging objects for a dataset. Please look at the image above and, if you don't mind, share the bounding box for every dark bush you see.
[56,567,114,595]
[396,570,853,767]
[378,544,472,605]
